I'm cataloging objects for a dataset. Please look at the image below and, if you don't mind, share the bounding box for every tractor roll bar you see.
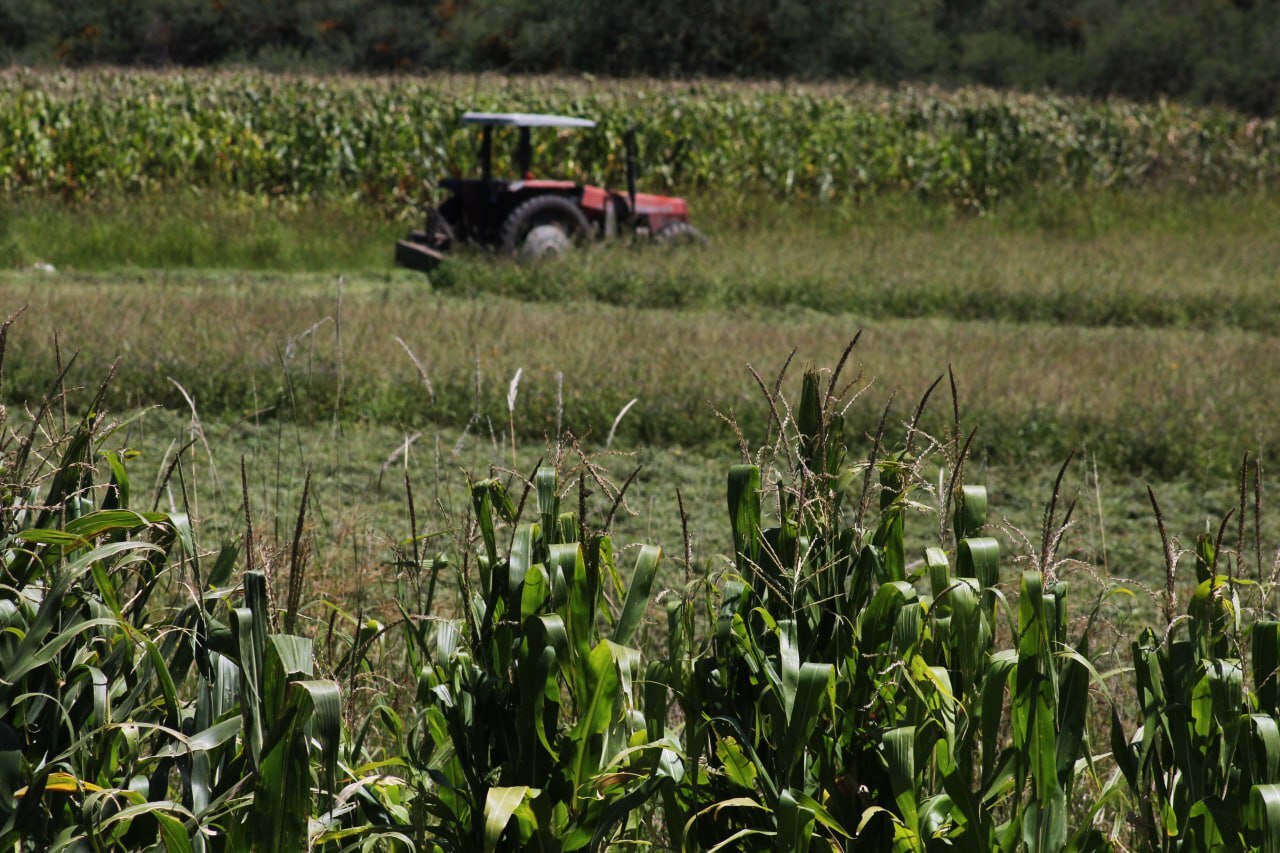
[460,112,597,128]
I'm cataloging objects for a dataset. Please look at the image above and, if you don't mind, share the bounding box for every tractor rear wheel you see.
[500,196,592,260]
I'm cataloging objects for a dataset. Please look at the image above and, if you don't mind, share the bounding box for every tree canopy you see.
[5,0,1280,115]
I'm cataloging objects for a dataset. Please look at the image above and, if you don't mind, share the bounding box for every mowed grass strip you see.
[8,189,1280,332]
[4,274,1276,477]
[434,188,1280,331]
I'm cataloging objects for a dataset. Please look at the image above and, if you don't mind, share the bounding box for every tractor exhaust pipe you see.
[624,126,638,224]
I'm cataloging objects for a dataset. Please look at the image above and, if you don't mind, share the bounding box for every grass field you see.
[5,187,1277,609]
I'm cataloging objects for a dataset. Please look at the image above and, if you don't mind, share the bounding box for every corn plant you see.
[4,69,1280,207]
[364,465,668,850]
[1111,518,1280,850]
[642,364,1122,851]
[0,364,354,850]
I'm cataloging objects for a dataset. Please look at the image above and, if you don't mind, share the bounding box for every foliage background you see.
[6,0,1280,116]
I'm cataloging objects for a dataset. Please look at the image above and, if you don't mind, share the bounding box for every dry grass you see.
[2,269,1277,476]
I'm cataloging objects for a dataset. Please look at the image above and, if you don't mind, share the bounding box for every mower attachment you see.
[394,238,446,273]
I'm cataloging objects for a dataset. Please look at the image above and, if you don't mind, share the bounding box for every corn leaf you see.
[727,465,762,578]
[484,785,539,853]
[953,485,988,542]
[612,545,661,646]
[1251,784,1280,853]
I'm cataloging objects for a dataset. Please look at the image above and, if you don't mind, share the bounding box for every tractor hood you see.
[579,184,689,219]
[629,192,688,218]
[575,184,690,230]
[511,181,689,221]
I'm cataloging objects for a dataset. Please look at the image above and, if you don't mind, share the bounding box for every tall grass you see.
[3,268,1279,478]
[16,185,1280,330]
[0,193,399,271]
[434,188,1280,331]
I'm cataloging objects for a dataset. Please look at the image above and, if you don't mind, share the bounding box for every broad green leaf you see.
[537,467,558,547]
[1194,531,1216,584]
[957,537,1000,594]
[570,641,624,798]
[612,545,661,646]
[778,788,816,853]
[644,660,670,746]
[249,678,342,853]
[102,449,131,510]
[588,774,664,852]
[558,543,593,673]
[893,602,923,656]
[779,618,801,719]
[521,563,551,621]
[471,478,501,590]
[860,581,917,651]
[1250,783,1280,852]
[946,577,984,693]
[1,615,120,697]
[62,509,169,540]
[1055,641,1091,790]
[953,484,988,542]
[682,797,771,850]
[980,649,1017,787]
[263,634,315,721]
[918,793,957,841]
[715,735,758,790]
[231,604,265,766]
[142,634,181,725]
[797,369,823,476]
[1183,798,1228,850]
[14,528,90,548]
[97,800,195,853]
[727,465,762,577]
[207,541,239,590]
[484,785,539,853]
[873,505,906,583]
[509,523,535,603]
[924,547,950,600]
[190,714,242,753]
[154,808,192,853]
[883,727,919,829]
[779,662,834,779]
[1248,714,1280,787]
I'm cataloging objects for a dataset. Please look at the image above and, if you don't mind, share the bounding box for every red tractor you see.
[395,111,702,272]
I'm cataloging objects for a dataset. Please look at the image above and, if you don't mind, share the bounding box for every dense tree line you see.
[4,0,1280,115]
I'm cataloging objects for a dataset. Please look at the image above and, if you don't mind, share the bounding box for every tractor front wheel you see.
[500,196,592,260]
[653,221,705,245]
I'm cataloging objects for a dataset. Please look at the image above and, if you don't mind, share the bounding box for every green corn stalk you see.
[0,386,359,852]
[391,465,665,851]
[1111,512,1280,850]
[661,365,1123,851]
[3,70,1278,208]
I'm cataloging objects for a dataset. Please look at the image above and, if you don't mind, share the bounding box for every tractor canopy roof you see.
[460,111,596,129]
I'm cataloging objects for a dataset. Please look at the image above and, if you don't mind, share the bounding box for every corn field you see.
[3,69,1280,207]
[5,317,1280,850]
